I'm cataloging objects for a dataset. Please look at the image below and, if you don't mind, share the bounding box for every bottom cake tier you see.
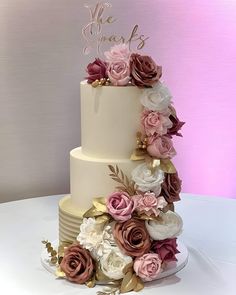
[59,195,83,244]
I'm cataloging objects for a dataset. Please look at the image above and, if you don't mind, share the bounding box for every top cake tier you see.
[80,81,143,159]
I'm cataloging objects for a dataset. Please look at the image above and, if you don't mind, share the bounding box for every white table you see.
[0,194,235,295]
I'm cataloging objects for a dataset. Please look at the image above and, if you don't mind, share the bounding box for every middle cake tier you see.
[70,147,142,213]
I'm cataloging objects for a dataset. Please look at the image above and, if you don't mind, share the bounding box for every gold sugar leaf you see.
[108,165,115,174]
[55,267,66,278]
[159,159,177,174]
[134,277,144,292]
[130,149,146,161]
[120,271,137,293]
[50,256,58,264]
[86,275,96,288]
[83,206,104,218]
[95,266,113,283]
[93,197,107,213]
[95,214,111,225]
[122,262,133,275]
[115,165,119,174]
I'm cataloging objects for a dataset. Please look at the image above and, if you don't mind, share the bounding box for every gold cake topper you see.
[82,2,149,55]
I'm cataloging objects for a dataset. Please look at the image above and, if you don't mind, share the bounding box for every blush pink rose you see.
[107,61,130,86]
[134,253,162,282]
[147,135,176,159]
[151,238,180,264]
[106,191,135,222]
[141,109,173,136]
[134,193,168,216]
[104,43,131,62]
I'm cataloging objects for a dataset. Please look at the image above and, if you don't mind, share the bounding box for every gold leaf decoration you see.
[93,197,107,213]
[160,159,177,174]
[120,262,144,293]
[134,277,144,292]
[138,213,163,222]
[55,267,66,278]
[42,239,58,265]
[83,206,104,218]
[130,149,147,161]
[108,165,135,196]
[95,214,112,226]
[86,275,96,288]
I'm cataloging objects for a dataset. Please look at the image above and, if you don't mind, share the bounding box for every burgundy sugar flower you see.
[151,238,180,263]
[86,58,108,83]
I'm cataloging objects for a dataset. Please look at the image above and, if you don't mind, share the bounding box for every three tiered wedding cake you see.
[44,44,185,293]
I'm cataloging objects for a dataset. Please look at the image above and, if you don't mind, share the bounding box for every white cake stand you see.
[41,240,188,282]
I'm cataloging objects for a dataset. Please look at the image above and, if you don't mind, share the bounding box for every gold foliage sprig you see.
[108,165,136,196]
[42,240,58,265]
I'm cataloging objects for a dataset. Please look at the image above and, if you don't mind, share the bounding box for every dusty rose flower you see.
[86,58,108,83]
[151,238,180,263]
[60,243,94,284]
[114,219,151,257]
[107,61,130,86]
[130,53,162,87]
[141,109,172,136]
[167,106,185,137]
[104,43,131,62]
[134,253,162,281]
[161,173,182,203]
[147,135,176,159]
[107,191,135,222]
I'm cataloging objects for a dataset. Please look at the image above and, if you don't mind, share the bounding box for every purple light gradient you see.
[142,1,236,198]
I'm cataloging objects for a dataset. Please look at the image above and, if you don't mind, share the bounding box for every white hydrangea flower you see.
[131,163,164,195]
[140,81,172,112]
[145,210,183,240]
[100,246,132,280]
[77,219,118,259]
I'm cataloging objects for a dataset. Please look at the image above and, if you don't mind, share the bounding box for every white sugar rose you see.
[140,81,172,112]
[100,247,132,280]
[145,210,183,240]
[131,163,164,195]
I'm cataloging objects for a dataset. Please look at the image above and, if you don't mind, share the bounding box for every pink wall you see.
[141,0,236,198]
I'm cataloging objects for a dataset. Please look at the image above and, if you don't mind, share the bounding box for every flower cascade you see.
[44,44,185,294]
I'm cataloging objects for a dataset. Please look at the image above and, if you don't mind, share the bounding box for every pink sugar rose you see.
[134,253,162,282]
[107,61,130,86]
[147,135,176,159]
[107,191,135,222]
[134,193,168,216]
[141,109,173,137]
[151,238,180,264]
[104,43,131,62]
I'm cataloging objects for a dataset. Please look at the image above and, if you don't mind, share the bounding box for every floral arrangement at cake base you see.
[42,163,183,294]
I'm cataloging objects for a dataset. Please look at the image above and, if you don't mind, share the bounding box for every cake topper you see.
[82,1,149,55]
